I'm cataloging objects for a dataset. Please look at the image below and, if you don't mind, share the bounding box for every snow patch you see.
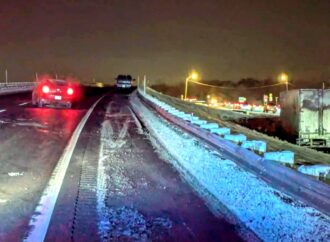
[97,104,173,241]
[131,92,330,242]
[105,206,172,241]
[8,172,24,177]
[97,104,132,240]
[16,121,47,128]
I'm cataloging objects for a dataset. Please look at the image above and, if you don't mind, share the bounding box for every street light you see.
[278,72,289,92]
[184,70,199,100]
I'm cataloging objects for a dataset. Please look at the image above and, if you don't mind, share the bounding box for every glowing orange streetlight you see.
[278,72,289,91]
[184,70,199,100]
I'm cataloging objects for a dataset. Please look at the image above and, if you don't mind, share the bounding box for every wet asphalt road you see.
[0,89,243,241]
[0,88,109,241]
[46,92,243,241]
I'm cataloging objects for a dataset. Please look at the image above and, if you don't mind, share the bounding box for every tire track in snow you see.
[97,101,130,240]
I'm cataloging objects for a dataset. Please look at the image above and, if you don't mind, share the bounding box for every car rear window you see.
[44,79,67,86]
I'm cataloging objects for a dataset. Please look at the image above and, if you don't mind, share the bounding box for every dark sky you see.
[0,0,329,84]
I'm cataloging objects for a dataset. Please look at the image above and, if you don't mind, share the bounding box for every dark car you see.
[116,74,133,88]
[32,79,81,108]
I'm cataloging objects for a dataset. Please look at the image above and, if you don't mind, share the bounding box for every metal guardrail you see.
[0,82,37,87]
[0,82,37,94]
[137,90,330,217]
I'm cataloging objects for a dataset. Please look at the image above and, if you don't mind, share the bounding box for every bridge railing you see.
[0,82,37,94]
[0,82,37,87]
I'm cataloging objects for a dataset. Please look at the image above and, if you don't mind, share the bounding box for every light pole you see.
[184,70,199,100]
[143,75,146,94]
[5,69,8,85]
[278,72,289,92]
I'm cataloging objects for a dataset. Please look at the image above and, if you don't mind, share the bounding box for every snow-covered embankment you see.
[130,92,330,242]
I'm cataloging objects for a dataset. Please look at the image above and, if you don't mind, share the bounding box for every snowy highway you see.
[0,88,329,241]
[3,1,330,241]
[0,89,245,242]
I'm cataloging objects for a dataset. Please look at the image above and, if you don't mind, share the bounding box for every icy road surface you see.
[45,92,243,241]
[131,92,330,242]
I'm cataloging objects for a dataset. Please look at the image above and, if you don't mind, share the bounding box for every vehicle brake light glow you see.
[67,87,74,95]
[42,85,50,93]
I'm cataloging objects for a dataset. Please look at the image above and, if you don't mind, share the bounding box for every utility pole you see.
[137,76,140,89]
[286,81,288,92]
[143,75,146,94]
[5,69,8,85]
[278,72,289,93]
[320,81,325,135]
[184,71,198,100]
[184,77,189,100]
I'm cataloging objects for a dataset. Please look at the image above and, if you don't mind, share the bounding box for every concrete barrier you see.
[210,127,231,136]
[199,123,219,130]
[264,151,295,165]
[298,165,330,177]
[191,119,207,125]
[241,140,267,153]
[224,134,247,144]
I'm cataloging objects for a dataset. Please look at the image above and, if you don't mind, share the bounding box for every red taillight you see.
[42,85,50,93]
[67,87,74,95]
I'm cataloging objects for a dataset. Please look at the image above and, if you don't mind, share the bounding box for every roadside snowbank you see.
[130,92,330,242]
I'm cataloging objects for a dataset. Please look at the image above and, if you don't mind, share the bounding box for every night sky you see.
[0,0,329,84]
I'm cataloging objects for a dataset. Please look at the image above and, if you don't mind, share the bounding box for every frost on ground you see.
[130,93,330,242]
[97,102,131,240]
[105,206,172,241]
[97,101,173,241]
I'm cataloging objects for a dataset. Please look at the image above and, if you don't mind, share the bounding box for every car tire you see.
[38,100,43,108]
[32,95,37,106]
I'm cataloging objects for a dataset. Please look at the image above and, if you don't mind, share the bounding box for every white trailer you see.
[280,89,330,148]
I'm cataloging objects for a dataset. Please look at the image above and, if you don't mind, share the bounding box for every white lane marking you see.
[19,102,29,106]
[24,95,106,242]
[0,109,6,113]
